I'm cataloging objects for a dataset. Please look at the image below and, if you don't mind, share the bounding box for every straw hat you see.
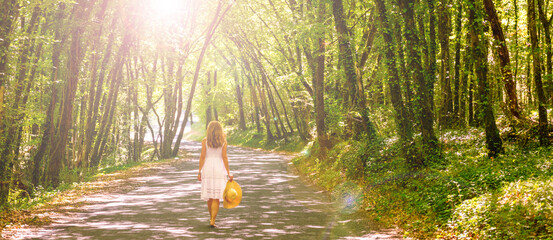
[223,181,242,209]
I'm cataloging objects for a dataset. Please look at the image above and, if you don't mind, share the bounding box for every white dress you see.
[200,143,228,201]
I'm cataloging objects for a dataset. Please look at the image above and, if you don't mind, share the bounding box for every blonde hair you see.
[206,121,226,148]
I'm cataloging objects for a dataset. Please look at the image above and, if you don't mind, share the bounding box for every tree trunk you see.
[256,76,274,140]
[375,0,413,145]
[172,1,234,156]
[48,0,95,187]
[399,0,440,166]
[537,0,552,106]
[528,0,549,146]
[32,2,67,187]
[0,0,19,124]
[438,0,453,128]
[90,27,133,167]
[483,0,523,119]
[331,0,363,110]
[243,59,263,133]
[453,1,462,121]
[426,0,438,112]
[314,0,328,152]
[234,69,246,130]
[0,0,19,207]
[79,0,109,168]
[468,0,504,157]
[205,71,213,129]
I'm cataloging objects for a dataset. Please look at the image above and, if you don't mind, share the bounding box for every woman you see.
[198,121,233,228]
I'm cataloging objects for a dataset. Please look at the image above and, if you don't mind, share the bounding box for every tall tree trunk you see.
[0,0,19,124]
[79,0,109,168]
[460,50,471,126]
[11,5,42,180]
[205,71,213,129]
[426,0,438,112]
[256,76,274,140]
[394,20,415,122]
[483,0,523,119]
[234,69,246,130]
[453,1,462,120]
[2,4,40,179]
[468,0,504,157]
[172,1,234,156]
[314,0,328,152]
[400,0,440,166]
[243,59,263,133]
[438,0,453,128]
[90,26,134,167]
[537,0,552,105]
[331,0,362,110]
[528,0,549,146]
[48,0,95,187]
[331,0,377,139]
[375,0,414,145]
[0,0,20,207]
[32,2,66,187]
[161,55,177,158]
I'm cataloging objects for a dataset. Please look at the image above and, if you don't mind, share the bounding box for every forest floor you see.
[1,140,405,239]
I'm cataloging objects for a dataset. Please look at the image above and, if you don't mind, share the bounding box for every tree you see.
[483,0,524,120]
[375,0,414,160]
[399,0,440,165]
[468,0,504,157]
[528,0,549,146]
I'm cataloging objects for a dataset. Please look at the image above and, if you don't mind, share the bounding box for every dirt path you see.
[5,141,404,239]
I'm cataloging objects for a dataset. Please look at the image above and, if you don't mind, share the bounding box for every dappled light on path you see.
[9,141,403,239]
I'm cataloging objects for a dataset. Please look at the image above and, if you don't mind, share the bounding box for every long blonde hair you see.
[206,121,226,148]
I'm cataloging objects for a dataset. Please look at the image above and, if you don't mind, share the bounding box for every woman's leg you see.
[207,199,213,219]
[210,199,220,225]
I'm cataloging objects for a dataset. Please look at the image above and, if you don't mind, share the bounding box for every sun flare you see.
[149,0,184,20]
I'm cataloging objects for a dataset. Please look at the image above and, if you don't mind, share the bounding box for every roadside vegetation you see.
[292,112,553,239]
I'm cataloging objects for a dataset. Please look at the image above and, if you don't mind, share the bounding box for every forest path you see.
[9,141,403,239]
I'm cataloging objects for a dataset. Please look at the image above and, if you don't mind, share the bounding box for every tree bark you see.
[438,0,453,128]
[172,1,234,156]
[375,0,413,144]
[314,0,328,152]
[528,0,549,146]
[0,0,20,207]
[483,0,523,119]
[453,1,462,120]
[537,0,552,106]
[331,0,363,110]
[90,24,134,167]
[32,2,67,187]
[48,0,95,187]
[234,69,246,130]
[426,0,438,112]
[468,0,504,157]
[399,0,440,166]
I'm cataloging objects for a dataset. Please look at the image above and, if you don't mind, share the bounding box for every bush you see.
[441,178,553,239]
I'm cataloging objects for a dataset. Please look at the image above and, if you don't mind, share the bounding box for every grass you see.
[291,126,553,239]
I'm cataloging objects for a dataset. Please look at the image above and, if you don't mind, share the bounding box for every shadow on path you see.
[8,141,404,239]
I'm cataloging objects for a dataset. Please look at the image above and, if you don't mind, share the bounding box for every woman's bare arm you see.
[222,142,233,181]
[198,139,207,181]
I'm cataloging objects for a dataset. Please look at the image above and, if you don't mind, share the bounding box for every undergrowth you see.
[292,127,553,239]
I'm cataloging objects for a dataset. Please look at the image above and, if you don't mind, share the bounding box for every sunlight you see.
[147,0,186,21]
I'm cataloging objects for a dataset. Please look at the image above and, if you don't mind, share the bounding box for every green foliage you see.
[294,127,553,239]
[442,178,553,239]
[225,124,307,153]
